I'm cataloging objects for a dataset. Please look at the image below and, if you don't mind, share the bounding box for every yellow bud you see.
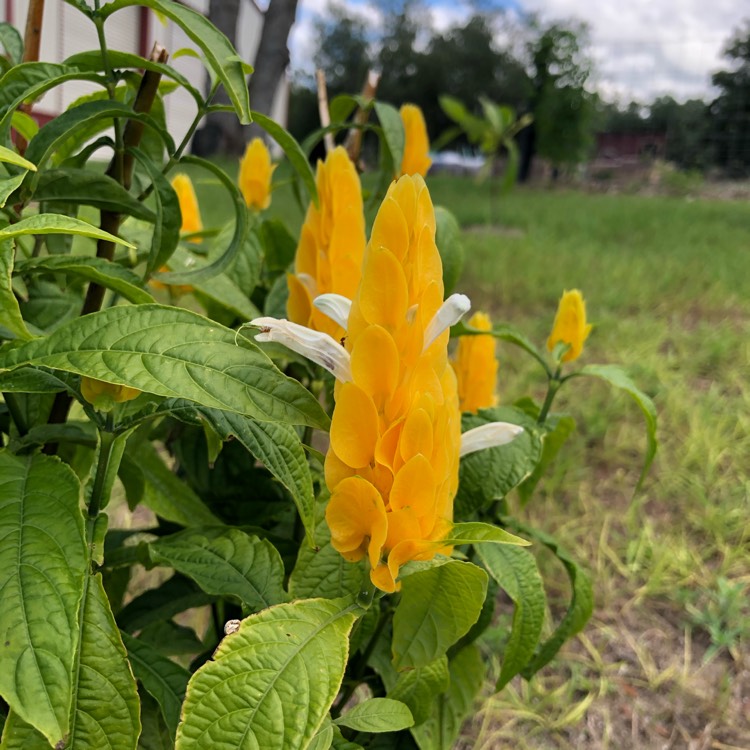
[80,377,140,410]
[399,104,432,178]
[452,311,499,413]
[171,173,203,238]
[239,138,276,210]
[547,289,592,363]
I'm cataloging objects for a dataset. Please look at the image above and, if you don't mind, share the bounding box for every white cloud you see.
[291,0,741,101]
[519,0,739,101]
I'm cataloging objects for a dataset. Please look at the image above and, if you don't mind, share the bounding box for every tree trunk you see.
[192,0,245,156]
[193,0,299,155]
[246,0,299,141]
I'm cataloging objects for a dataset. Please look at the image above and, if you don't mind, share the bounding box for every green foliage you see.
[175,599,356,749]
[0,7,658,749]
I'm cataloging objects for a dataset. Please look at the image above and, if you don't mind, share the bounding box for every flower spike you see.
[250,316,352,382]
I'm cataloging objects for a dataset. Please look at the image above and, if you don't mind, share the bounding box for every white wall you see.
[4,1,289,149]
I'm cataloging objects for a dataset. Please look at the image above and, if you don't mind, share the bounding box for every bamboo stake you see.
[345,70,380,167]
[316,69,334,154]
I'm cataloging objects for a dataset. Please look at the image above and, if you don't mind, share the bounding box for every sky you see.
[289,0,745,103]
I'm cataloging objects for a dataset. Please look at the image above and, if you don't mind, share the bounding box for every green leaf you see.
[0,303,330,429]
[434,206,463,295]
[475,545,545,690]
[328,94,359,123]
[0,172,26,209]
[289,515,365,600]
[0,63,105,134]
[32,167,155,221]
[443,521,529,547]
[388,657,449,726]
[117,575,216,633]
[0,712,50,749]
[150,528,288,612]
[137,691,173,750]
[260,218,297,275]
[126,438,222,527]
[455,406,543,516]
[0,144,36,171]
[572,364,658,489]
[373,101,405,175]
[10,111,39,143]
[167,245,259,320]
[0,23,23,66]
[307,717,334,750]
[0,452,87,746]
[0,213,136,248]
[170,404,316,546]
[335,698,414,733]
[153,154,247,284]
[24,100,173,179]
[64,573,141,749]
[15,255,154,304]
[175,599,357,750]
[251,110,318,207]
[129,147,181,277]
[0,240,33,341]
[331,725,364,749]
[518,415,576,506]
[510,523,594,678]
[392,561,488,671]
[122,631,190,739]
[0,366,72,394]
[410,645,485,750]
[64,50,203,107]
[438,95,470,125]
[100,0,251,124]
[137,620,204,657]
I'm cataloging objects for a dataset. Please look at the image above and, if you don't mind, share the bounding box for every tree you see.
[313,3,372,96]
[194,0,299,156]
[519,20,593,180]
[710,22,750,177]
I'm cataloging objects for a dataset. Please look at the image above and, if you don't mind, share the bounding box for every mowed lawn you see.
[190,167,750,748]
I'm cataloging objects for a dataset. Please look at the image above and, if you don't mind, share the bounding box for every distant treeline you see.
[288,4,750,178]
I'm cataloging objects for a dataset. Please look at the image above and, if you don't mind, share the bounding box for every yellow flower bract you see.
[325,174,461,593]
[287,147,366,340]
[453,311,499,413]
[239,138,276,211]
[547,289,592,362]
[171,173,202,237]
[399,104,432,178]
[80,377,140,409]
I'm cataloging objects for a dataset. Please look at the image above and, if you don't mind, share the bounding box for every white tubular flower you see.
[423,293,471,351]
[460,422,524,457]
[251,316,352,382]
[313,293,352,331]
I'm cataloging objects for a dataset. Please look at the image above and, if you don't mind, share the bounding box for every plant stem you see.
[87,427,117,518]
[16,0,46,155]
[537,366,562,425]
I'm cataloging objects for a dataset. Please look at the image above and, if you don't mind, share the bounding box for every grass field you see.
[423,179,750,749]
[187,167,750,747]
